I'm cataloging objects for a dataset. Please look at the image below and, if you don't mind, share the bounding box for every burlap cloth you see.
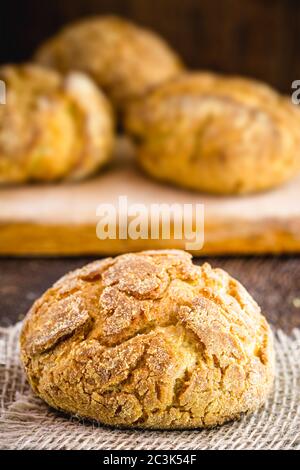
[1,322,299,450]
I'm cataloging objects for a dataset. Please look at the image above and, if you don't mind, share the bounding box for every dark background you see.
[1,0,299,93]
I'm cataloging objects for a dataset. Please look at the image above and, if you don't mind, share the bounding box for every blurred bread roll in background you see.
[126,72,300,194]
[34,15,183,114]
[0,64,114,184]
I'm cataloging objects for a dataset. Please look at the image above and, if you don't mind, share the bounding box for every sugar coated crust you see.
[20,250,274,429]
[126,72,300,194]
[0,64,114,183]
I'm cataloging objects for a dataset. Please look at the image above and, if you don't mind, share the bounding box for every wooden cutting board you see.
[0,138,300,256]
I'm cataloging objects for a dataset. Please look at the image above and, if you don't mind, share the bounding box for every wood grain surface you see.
[1,139,300,256]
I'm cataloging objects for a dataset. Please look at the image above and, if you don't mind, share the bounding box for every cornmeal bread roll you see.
[20,250,274,429]
[34,16,183,113]
[126,72,300,194]
[0,64,114,183]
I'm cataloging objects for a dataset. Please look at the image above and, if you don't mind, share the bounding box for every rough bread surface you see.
[34,16,183,113]
[20,250,274,429]
[126,72,300,194]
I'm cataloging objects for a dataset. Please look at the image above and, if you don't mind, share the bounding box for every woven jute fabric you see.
[1,323,299,450]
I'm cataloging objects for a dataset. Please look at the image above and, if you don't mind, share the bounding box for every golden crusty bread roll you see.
[126,72,300,194]
[34,16,183,113]
[0,64,114,184]
[20,250,274,429]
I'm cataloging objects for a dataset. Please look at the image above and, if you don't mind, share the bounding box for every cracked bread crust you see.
[125,72,300,194]
[20,250,274,429]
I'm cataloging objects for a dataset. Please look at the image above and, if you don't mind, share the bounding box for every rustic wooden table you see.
[0,256,300,333]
